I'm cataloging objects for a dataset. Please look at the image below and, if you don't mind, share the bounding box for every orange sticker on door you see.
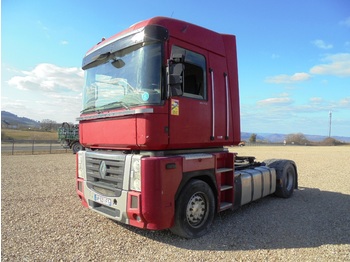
[171,99,179,116]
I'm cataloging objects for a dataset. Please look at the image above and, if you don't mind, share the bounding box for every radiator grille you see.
[85,153,126,197]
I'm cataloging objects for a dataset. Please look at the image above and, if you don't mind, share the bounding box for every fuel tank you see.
[234,166,276,206]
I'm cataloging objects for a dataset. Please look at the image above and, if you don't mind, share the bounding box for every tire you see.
[62,122,70,128]
[71,142,83,154]
[170,179,215,238]
[263,159,297,198]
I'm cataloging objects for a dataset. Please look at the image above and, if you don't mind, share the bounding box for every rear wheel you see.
[71,142,83,154]
[263,159,297,198]
[170,179,215,238]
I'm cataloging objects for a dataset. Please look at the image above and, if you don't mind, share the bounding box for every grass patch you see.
[1,128,58,141]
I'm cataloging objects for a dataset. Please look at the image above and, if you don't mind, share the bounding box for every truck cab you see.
[78,17,240,150]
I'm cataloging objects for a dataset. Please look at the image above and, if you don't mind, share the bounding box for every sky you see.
[1,0,350,137]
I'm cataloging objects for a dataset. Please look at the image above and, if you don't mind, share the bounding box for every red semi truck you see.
[76,17,298,238]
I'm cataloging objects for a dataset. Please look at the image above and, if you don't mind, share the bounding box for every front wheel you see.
[170,179,215,238]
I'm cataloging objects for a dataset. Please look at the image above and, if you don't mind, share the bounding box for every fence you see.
[240,142,287,147]
[1,140,294,155]
[1,140,71,155]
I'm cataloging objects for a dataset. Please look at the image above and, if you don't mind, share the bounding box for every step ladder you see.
[215,152,235,212]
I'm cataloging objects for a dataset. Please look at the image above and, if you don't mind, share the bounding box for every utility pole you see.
[329,111,332,137]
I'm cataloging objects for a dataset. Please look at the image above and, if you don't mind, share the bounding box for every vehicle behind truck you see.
[58,122,84,154]
[76,17,298,238]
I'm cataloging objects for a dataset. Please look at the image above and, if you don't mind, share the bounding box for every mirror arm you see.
[166,56,185,98]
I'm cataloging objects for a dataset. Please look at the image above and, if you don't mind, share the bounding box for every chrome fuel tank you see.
[235,166,276,206]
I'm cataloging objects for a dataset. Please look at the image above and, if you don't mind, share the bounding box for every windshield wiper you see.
[81,101,129,114]
[100,101,130,110]
[81,106,96,113]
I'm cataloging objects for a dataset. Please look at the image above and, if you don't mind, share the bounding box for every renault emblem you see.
[99,161,107,179]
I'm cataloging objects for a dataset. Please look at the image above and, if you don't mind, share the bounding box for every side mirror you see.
[167,55,185,97]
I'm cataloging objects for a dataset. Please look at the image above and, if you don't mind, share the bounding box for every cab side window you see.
[171,46,207,100]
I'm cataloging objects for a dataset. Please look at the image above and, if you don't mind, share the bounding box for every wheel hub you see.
[186,193,207,227]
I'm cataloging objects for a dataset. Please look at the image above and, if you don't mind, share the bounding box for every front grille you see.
[85,153,126,197]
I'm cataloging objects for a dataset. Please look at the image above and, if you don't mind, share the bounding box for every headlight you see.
[133,159,140,172]
[130,158,141,191]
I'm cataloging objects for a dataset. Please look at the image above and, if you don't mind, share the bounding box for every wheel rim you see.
[186,192,208,228]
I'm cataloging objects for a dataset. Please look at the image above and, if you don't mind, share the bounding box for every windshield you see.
[82,42,162,113]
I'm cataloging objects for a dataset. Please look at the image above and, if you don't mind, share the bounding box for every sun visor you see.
[82,25,168,70]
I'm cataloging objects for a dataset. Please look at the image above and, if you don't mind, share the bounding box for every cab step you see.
[220,202,233,211]
[221,185,233,191]
[217,167,234,173]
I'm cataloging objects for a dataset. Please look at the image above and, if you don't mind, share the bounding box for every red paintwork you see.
[85,17,227,57]
[182,156,215,173]
[126,156,183,230]
[125,152,237,230]
[79,16,241,150]
[80,107,169,150]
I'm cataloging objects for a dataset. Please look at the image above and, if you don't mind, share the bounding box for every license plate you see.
[94,194,112,207]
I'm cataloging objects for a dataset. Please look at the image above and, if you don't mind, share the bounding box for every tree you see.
[40,119,59,131]
[249,133,257,143]
[320,137,343,146]
[285,133,309,145]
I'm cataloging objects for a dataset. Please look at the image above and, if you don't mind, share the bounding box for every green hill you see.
[1,111,40,128]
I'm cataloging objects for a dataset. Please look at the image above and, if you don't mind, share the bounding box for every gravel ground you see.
[1,146,350,261]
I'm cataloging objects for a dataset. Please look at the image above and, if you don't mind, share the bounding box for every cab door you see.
[167,42,211,149]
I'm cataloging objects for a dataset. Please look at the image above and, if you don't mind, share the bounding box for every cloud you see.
[312,39,333,50]
[309,53,350,77]
[8,63,84,92]
[310,97,323,104]
[1,97,29,111]
[242,95,350,136]
[60,40,69,45]
[36,93,82,120]
[339,97,350,108]
[265,72,311,84]
[339,17,350,27]
[2,88,82,124]
[257,93,294,107]
[4,63,84,123]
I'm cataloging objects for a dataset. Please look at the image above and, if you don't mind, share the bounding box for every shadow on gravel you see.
[123,187,350,250]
